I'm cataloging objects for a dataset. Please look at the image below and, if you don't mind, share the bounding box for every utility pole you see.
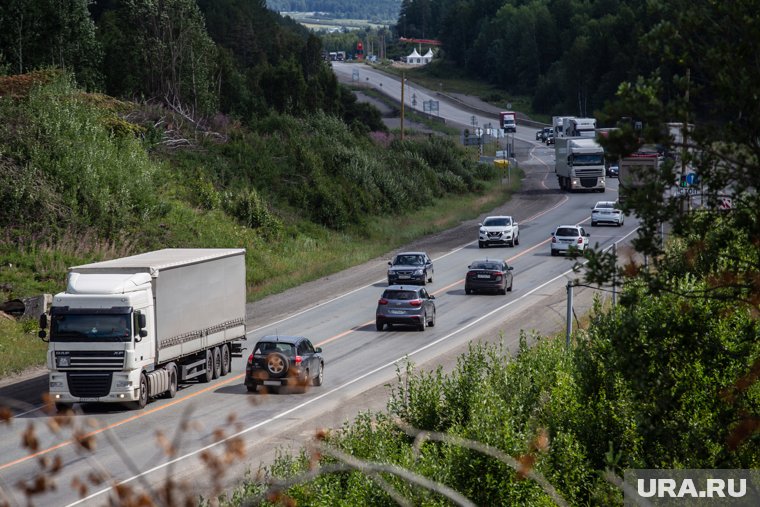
[566,281,574,348]
[400,72,405,141]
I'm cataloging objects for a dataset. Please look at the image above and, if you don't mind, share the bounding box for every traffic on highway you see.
[0,67,640,506]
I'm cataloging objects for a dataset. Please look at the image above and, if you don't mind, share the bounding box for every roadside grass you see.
[0,318,47,377]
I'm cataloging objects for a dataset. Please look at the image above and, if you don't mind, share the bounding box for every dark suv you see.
[387,252,434,285]
[376,285,436,331]
[245,336,324,393]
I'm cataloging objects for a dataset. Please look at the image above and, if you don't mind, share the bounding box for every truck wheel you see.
[130,373,148,409]
[212,347,222,379]
[55,403,71,413]
[201,350,214,383]
[165,364,177,399]
[220,344,231,376]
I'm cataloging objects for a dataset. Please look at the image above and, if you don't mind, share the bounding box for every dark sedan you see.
[464,259,514,295]
[245,335,323,393]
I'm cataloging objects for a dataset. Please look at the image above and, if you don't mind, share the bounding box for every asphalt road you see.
[0,73,634,506]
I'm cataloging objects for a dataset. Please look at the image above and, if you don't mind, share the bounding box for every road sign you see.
[686,172,699,185]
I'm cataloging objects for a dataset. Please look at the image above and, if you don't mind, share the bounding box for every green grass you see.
[0,318,48,377]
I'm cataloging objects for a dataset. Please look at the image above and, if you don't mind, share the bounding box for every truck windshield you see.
[573,153,604,166]
[50,314,132,342]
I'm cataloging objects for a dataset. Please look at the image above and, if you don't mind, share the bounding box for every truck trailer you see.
[554,137,606,192]
[552,116,573,138]
[565,117,597,137]
[618,151,660,205]
[39,248,247,411]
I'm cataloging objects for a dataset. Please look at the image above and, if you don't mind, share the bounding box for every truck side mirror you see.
[567,156,573,165]
[137,312,147,329]
[139,329,148,338]
[38,314,49,342]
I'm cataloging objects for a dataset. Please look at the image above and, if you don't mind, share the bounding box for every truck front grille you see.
[67,372,113,398]
[64,350,125,371]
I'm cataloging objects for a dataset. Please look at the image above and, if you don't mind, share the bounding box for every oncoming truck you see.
[39,248,247,411]
[618,150,660,205]
[499,111,517,133]
[554,137,606,192]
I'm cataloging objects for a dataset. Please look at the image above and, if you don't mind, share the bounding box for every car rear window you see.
[472,262,501,270]
[255,342,295,355]
[556,227,580,236]
[383,290,418,300]
[595,202,613,209]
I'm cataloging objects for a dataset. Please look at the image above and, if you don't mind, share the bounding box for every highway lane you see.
[330,61,542,140]
[0,126,629,506]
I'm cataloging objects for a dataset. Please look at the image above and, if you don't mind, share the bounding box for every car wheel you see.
[508,240,514,247]
[465,288,472,295]
[507,281,513,292]
[428,310,435,327]
[428,272,433,283]
[130,372,148,409]
[591,221,597,227]
[421,275,427,286]
[201,349,214,383]
[418,312,426,332]
[478,241,484,249]
[515,235,519,246]
[212,346,222,379]
[313,362,324,386]
[376,320,384,331]
[499,284,507,295]
[266,352,289,378]
[387,278,393,286]
[220,344,231,376]
[165,363,177,398]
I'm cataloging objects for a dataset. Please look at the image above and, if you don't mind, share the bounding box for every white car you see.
[478,216,519,248]
[591,201,624,227]
[551,225,590,256]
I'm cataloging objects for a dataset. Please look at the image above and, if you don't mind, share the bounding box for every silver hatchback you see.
[376,286,436,331]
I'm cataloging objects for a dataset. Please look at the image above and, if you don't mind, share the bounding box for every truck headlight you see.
[116,380,133,388]
[50,381,64,388]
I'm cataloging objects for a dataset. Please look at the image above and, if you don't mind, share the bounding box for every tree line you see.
[0,0,380,126]
[266,0,402,23]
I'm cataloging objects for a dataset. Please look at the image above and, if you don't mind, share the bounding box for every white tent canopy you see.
[406,48,423,64]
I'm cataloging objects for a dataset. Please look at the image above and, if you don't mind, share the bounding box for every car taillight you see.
[378,298,388,305]
[409,299,422,307]
[577,237,583,244]
[247,353,254,365]
[494,272,503,280]
[467,271,476,277]
[295,356,302,364]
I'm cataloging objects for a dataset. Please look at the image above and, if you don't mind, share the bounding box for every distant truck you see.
[618,150,660,205]
[39,249,247,411]
[554,137,606,192]
[499,111,517,133]
[565,117,597,137]
[552,116,573,138]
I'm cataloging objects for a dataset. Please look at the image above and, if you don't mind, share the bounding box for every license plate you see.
[79,397,99,402]
[477,274,491,279]
[263,380,281,386]
[389,309,406,315]
[398,275,410,279]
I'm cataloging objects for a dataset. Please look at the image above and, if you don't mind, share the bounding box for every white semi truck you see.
[554,137,606,192]
[39,248,247,410]
[552,116,573,138]
[565,117,597,137]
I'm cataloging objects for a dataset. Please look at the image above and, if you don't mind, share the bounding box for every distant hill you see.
[266,0,401,23]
